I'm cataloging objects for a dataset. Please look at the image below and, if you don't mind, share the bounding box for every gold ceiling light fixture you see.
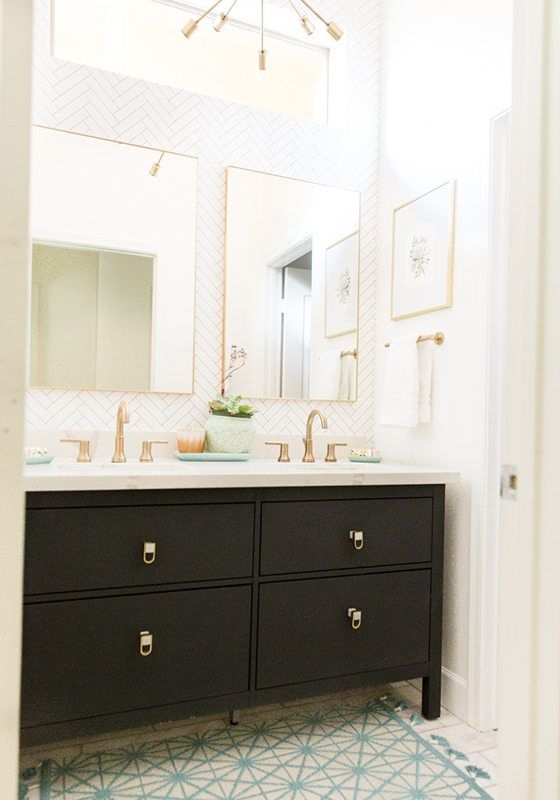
[287,0,314,35]
[258,0,267,74]
[213,0,239,31]
[181,0,343,73]
[149,151,165,177]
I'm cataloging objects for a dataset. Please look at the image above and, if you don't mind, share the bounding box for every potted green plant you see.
[204,395,257,454]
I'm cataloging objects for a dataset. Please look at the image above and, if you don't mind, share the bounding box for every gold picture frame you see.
[324,230,360,339]
[390,180,456,321]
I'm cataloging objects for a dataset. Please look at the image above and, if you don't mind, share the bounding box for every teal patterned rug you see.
[24,697,492,799]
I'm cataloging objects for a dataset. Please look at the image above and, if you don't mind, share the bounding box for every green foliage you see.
[209,395,257,418]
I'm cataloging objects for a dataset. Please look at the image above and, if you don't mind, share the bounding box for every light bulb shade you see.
[326,21,343,40]
[300,15,315,35]
[258,49,267,71]
[181,18,198,38]
[213,12,228,31]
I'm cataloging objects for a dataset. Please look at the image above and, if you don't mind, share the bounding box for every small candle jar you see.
[177,428,206,454]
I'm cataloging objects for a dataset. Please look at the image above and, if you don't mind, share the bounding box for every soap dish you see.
[26,455,54,466]
[349,455,382,464]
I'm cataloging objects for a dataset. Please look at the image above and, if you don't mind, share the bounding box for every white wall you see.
[28,0,380,437]
[0,0,33,794]
[31,244,99,387]
[96,252,153,390]
[375,0,512,719]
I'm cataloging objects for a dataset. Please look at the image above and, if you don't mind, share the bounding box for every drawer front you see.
[21,586,251,727]
[25,504,254,594]
[257,571,430,688]
[260,498,432,575]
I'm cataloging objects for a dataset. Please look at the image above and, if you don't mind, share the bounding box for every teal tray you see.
[349,455,382,464]
[175,452,251,462]
[26,455,54,466]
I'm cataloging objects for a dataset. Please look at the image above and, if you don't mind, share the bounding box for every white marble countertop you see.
[23,458,460,492]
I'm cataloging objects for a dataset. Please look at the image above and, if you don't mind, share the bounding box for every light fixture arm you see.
[297,0,328,27]
[194,0,227,23]
[182,0,341,49]
[287,0,303,19]
[223,0,239,16]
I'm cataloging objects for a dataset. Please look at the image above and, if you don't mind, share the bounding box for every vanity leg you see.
[422,673,442,720]
[229,709,240,726]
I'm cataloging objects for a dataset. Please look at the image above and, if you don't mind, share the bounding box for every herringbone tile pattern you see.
[28,0,380,438]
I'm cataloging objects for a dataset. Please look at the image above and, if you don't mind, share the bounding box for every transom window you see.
[51,0,343,124]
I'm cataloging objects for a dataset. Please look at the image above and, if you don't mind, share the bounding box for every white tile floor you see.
[20,682,499,799]
[391,681,499,798]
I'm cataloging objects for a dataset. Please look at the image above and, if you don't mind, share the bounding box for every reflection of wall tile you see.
[28,0,380,438]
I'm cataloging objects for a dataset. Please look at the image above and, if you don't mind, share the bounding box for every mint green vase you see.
[204,414,255,454]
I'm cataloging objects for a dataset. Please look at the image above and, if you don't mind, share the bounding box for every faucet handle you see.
[325,443,348,463]
[140,440,169,463]
[266,442,291,463]
[60,439,92,463]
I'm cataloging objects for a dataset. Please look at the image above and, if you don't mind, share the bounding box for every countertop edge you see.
[23,468,461,493]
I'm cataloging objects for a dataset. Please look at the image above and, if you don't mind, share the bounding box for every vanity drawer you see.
[256,571,430,689]
[21,586,251,728]
[260,498,432,575]
[25,504,254,594]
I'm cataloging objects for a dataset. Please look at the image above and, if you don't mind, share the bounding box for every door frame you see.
[0,0,34,796]
[468,109,510,733]
[498,0,560,796]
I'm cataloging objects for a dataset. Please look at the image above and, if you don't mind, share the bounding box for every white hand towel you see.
[380,334,421,427]
[418,340,434,423]
[315,350,342,400]
[338,353,357,401]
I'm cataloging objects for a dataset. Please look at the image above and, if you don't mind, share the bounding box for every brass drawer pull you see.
[143,542,157,564]
[347,608,362,630]
[350,530,364,550]
[139,630,153,656]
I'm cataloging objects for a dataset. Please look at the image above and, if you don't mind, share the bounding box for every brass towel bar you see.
[341,349,358,358]
[384,332,445,348]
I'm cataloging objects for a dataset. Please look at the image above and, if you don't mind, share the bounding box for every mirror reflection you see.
[31,244,154,391]
[29,126,198,394]
[225,167,360,401]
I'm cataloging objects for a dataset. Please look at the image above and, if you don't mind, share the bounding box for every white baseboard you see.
[441,667,468,720]
[409,667,469,722]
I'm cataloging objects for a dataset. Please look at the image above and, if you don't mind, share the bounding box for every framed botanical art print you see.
[324,230,360,339]
[391,181,456,320]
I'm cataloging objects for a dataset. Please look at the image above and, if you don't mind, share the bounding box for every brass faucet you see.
[302,408,328,462]
[112,400,130,463]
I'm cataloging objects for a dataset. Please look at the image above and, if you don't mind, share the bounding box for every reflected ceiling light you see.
[299,0,343,39]
[258,0,267,75]
[287,0,314,36]
[149,152,164,177]
[213,0,239,32]
[181,0,343,73]
[181,0,224,38]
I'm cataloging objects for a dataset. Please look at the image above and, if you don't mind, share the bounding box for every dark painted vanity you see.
[21,483,445,745]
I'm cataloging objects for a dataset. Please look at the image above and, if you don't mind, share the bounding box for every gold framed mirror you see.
[224,166,361,402]
[29,125,198,394]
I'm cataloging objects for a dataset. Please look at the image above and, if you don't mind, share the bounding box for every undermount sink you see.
[289,462,361,471]
[53,460,189,474]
